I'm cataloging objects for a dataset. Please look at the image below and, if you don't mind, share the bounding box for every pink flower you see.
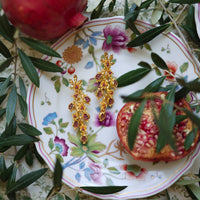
[102,25,129,53]
[54,136,69,157]
[164,61,178,81]
[89,162,102,184]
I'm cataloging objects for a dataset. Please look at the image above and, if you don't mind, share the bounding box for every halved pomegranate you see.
[116,92,199,161]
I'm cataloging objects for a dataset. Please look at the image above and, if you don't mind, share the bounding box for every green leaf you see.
[0,57,13,73]
[6,84,17,125]
[1,164,14,183]
[30,57,63,72]
[169,0,200,4]
[25,149,34,166]
[140,0,154,9]
[17,94,28,118]
[117,67,151,87]
[138,61,151,69]
[186,184,200,199]
[151,52,169,70]
[177,78,200,93]
[43,127,53,135]
[175,115,187,124]
[14,145,29,161]
[0,155,7,180]
[183,109,200,129]
[6,168,48,194]
[0,75,11,97]
[0,94,7,106]
[80,186,127,195]
[127,23,170,47]
[0,135,39,147]
[18,123,42,136]
[180,62,189,73]
[107,167,120,175]
[18,49,39,87]
[7,165,18,191]
[20,37,61,58]
[144,76,166,93]
[184,128,198,150]
[128,99,147,150]
[75,192,80,200]
[55,79,61,93]
[156,88,176,152]
[60,122,69,128]
[0,15,15,43]
[53,159,63,191]
[109,0,116,12]
[90,0,106,19]
[0,40,11,58]
[175,87,190,102]
[151,6,163,25]
[127,165,141,176]
[0,108,6,119]
[62,78,69,87]
[19,76,27,100]
[176,177,200,185]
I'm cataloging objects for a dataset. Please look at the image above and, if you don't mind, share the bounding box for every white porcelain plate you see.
[195,3,200,39]
[27,17,200,199]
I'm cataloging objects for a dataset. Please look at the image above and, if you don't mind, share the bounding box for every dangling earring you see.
[94,52,118,121]
[68,75,91,144]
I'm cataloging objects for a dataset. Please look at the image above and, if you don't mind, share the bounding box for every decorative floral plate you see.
[27,17,200,199]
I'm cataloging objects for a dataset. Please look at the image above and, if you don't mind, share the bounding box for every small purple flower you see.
[95,111,115,127]
[42,112,57,126]
[102,25,129,53]
[89,162,102,184]
[54,136,69,157]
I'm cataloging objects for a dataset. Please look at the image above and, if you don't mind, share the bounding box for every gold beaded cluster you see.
[95,52,118,121]
[68,75,91,144]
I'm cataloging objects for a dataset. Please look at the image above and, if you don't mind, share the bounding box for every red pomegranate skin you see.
[1,0,88,40]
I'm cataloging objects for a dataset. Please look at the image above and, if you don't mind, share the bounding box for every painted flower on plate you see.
[102,25,129,53]
[42,112,57,126]
[88,162,102,184]
[95,111,115,127]
[63,45,83,64]
[54,136,69,157]
[164,61,178,81]
[68,132,106,162]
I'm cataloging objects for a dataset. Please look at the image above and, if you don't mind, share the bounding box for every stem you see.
[158,0,200,75]
[13,40,18,82]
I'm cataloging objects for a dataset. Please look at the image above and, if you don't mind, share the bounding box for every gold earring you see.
[68,75,91,144]
[95,52,118,121]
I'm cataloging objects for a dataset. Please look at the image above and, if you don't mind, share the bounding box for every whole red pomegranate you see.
[117,92,199,162]
[1,0,88,40]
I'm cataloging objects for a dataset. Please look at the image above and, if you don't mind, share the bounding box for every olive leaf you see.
[29,57,63,72]
[127,23,170,47]
[25,149,34,166]
[20,37,61,58]
[90,0,106,19]
[18,49,39,87]
[138,61,151,69]
[183,109,200,129]
[80,186,127,195]
[18,123,42,136]
[6,84,17,125]
[17,94,28,118]
[0,135,39,147]
[19,76,27,100]
[176,78,200,93]
[0,57,13,73]
[175,115,187,124]
[53,159,63,191]
[0,40,11,58]
[0,108,6,119]
[185,184,200,200]
[6,168,48,194]
[117,67,151,87]
[151,52,169,70]
[0,14,15,43]
[0,75,11,97]
[0,94,7,106]
[176,177,200,186]
[109,0,116,12]
[169,0,200,4]
[128,99,147,150]
[155,87,176,153]
[7,164,18,191]
[14,145,29,161]
[184,128,198,150]
[140,0,154,9]
[0,155,7,181]
[175,87,190,102]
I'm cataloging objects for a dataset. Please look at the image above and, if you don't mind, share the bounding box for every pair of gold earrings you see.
[68,52,118,144]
